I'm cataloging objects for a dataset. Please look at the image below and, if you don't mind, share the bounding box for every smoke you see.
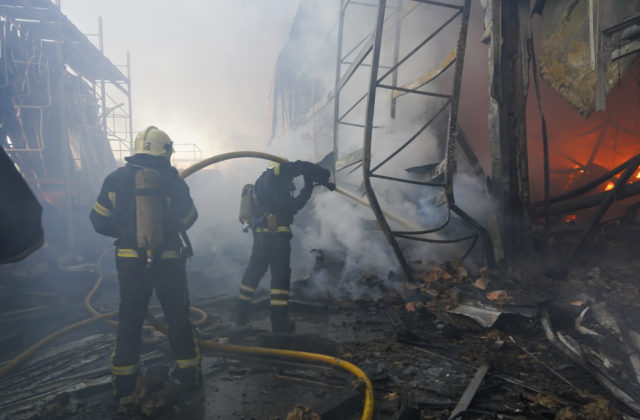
[57,0,498,300]
[257,0,498,298]
[61,0,300,155]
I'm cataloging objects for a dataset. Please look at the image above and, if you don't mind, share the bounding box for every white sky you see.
[60,0,300,156]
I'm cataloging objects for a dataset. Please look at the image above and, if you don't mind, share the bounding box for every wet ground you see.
[1,249,638,419]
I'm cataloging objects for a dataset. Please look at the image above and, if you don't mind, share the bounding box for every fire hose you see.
[0,151,375,420]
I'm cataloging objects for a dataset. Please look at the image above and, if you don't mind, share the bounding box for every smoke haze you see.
[62,0,300,155]
[59,0,495,298]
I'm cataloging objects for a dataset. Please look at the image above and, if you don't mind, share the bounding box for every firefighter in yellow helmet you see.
[235,160,334,333]
[90,126,201,400]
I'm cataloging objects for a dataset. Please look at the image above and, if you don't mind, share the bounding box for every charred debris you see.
[2,0,640,419]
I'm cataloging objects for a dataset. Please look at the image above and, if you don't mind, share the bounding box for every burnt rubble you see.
[1,248,639,419]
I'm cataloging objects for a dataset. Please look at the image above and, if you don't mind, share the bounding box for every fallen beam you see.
[448,340,503,420]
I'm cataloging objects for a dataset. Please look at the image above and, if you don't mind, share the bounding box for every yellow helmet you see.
[133,126,174,159]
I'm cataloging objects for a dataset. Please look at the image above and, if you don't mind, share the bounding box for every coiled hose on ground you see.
[0,151,374,420]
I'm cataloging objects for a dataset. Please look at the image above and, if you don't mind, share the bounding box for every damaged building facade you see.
[0,0,132,262]
[270,0,640,278]
[1,0,640,419]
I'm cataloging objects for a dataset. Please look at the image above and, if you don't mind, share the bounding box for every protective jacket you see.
[90,154,197,260]
[252,160,314,229]
[90,153,201,398]
[237,160,326,333]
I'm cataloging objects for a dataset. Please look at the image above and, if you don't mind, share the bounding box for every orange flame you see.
[564,214,577,223]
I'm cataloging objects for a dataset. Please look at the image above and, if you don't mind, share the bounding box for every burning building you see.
[270,0,640,279]
[1,1,640,419]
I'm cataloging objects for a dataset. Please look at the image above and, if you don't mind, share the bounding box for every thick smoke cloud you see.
[272,1,496,286]
[61,1,497,299]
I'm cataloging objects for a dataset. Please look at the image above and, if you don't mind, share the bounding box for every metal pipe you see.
[54,0,75,252]
[339,92,367,121]
[451,204,496,268]
[588,0,596,69]
[377,8,462,83]
[566,154,640,264]
[332,0,346,180]
[371,100,450,173]
[529,34,551,236]
[0,21,8,88]
[98,17,107,132]
[533,179,640,217]
[370,173,444,187]
[377,84,451,98]
[395,233,475,244]
[532,155,637,207]
[443,0,470,203]
[126,51,133,153]
[390,0,402,119]
[362,0,416,282]
[443,1,495,266]
[412,0,463,10]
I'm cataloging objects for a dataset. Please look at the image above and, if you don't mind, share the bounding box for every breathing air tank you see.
[136,168,164,266]
[239,184,254,231]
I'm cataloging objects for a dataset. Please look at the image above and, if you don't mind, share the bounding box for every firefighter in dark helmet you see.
[235,160,334,333]
[90,126,201,399]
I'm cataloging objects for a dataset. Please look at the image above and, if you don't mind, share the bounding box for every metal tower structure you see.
[91,16,133,162]
[332,0,494,282]
[0,0,131,252]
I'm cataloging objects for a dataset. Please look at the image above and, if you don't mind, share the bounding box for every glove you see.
[300,161,332,187]
[315,166,331,186]
[324,182,336,191]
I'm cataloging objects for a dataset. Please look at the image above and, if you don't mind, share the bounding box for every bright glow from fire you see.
[605,181,614,191]
[564,214,577,223]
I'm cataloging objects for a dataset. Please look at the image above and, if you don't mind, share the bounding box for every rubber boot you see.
[112,373,137,400]
[271,306,295,333]
[173,366,203,391]
[234,298,249,326]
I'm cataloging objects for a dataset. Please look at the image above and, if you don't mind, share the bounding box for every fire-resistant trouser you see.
[111,253,201,397]
[237,230,292,329]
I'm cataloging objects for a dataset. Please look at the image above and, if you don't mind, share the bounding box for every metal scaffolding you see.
[268,0,497,280]
[91,16,133,162]
[333,0,494,281]
[0,0,130,252]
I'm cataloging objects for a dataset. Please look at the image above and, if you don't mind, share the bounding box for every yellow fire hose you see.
[0,151,374,420]
[180,151,374,419]
[181,151,422,232]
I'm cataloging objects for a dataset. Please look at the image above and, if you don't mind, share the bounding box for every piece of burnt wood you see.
[448,340,504,419]
[540,308,640,415]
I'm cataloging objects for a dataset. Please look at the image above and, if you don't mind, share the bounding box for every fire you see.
[605,181,615,191]
[564,214,577,223]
